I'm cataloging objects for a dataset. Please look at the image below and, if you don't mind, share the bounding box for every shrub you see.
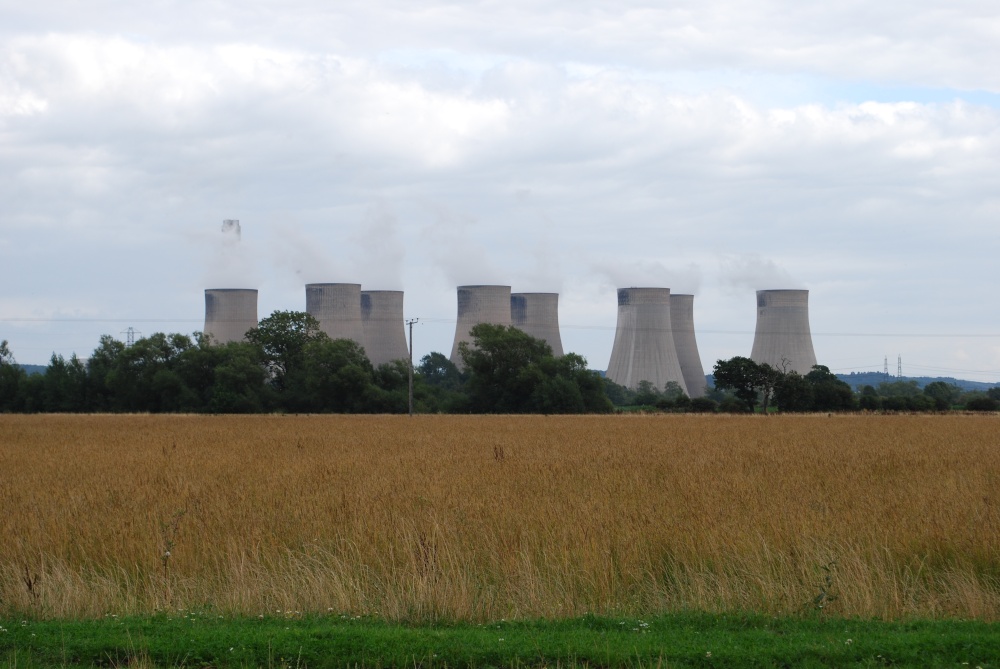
[965,396,999,412]
[689,397,718,413]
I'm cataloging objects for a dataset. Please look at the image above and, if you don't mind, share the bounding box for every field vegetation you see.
[2,414,999,622]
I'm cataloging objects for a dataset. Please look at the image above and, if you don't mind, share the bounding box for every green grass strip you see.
[2,612,999,668]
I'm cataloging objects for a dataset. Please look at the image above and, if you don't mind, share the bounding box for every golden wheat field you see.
[1,413,999,621]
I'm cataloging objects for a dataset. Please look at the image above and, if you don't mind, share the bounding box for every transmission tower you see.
[897,355,902,379]
[120,327,141,347]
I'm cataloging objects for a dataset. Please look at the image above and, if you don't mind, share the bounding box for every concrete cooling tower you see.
[305,283,364,346]
[204,289,258,344]
[606,287,688,394]
[450,285,512,366]
[669,294,706,398]
[750,289,818,375]
[360,290,409,366]
[510,292,564,357]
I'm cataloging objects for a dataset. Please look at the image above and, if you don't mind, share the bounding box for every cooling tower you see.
[360,290,409,366]
[511,292,564,357]
[669,294,706,398]
[305,283,364,346]
[606,287,688,394]
[450,285,512,366]
[750,289,818,375]
[204,289,258,344]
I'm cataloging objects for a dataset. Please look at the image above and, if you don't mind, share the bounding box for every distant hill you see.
[16,364,46,376]
[835,371,997,392]
[704,372,996,393]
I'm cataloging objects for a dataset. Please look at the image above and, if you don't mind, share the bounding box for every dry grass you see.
[1,414,999,620]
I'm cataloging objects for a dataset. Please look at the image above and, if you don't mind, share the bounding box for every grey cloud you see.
[2,8,1000,378]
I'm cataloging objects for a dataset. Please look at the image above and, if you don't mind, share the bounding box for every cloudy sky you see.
[2,1,999,381]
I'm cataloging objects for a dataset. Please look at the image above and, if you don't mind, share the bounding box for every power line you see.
[3,316,999,339]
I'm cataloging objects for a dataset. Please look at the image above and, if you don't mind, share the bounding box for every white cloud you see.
[1,4,998,379]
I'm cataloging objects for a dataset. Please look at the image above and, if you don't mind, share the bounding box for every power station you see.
[360,290,409,366]
[511,292,564,356]
[305,283,365,347]
[203,289,258,344]
[606,287,688,394]
[669,294,706,398]
[199,280,824,394]
[450,285,512,366]
[750,289,818,375]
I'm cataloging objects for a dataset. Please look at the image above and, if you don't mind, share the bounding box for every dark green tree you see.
[858,385,881,411]
[633,380,660,407]
[85,335,127,411]
[289,337,377,412]
[601,377,636,407]
[208,343,269,413]
[774,371,814,412]
[0,340,26,412]
[43,353,89,412]
[877,380,921,398]
[923,381,961,411]
[459,324,611,413]
[804,365,855,411]
[414,352,468,413]
[712,356,775,413]
[245,311,327,392]
[418,352,464,391]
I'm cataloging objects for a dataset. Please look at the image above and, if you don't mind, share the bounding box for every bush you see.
[719,397,748,413]
[906,394,936,412]
[858,394,881,411]
[965,396,999,412]
[689,397,718,413]
[881,396,910,412]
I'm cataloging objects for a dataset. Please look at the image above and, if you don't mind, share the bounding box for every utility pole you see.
[406,318,419,416]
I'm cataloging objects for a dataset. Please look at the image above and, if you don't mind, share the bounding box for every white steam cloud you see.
[717,254,802,294]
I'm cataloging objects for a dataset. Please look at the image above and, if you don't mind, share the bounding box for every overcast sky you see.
[2,1,998,381]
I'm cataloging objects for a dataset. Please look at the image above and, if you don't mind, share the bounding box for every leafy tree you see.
[877,380,921,398]
[923,381,961,411]
[805,365,855,411]
[858,385,880,411]
[366,360,411,413]
[601,377,636,407]
[245,311,327,392]
[289,337,376,412]
[208,343,269,413]
[415,352,468,413]
[633,380,660,407]
[774,371,813,412]
[86,335,127,411]
[0,340,26,412]
[418,352,465,392]
[104,333,194,412]
[712,356,777,413]
[43,353,89,412]
[459,324,611,414]
[460,324,553,412]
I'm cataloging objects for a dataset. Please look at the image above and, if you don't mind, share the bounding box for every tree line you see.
[2,315,997,414]
[710,356,1000,413]
[0,312,612,414]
